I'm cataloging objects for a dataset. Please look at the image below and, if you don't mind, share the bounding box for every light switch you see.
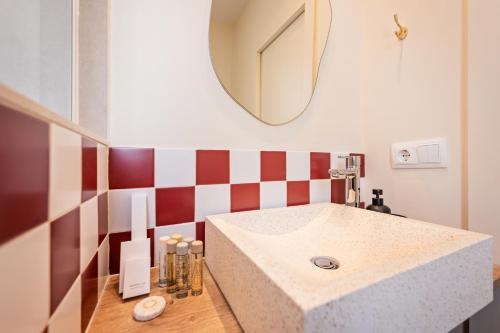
[417,144,440,163]
[391,138,447,169]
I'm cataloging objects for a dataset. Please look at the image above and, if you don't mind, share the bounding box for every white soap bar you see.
[119,238,150,294]
[123,257,151,299]
[131,193,148,240]
[133,296,166,321]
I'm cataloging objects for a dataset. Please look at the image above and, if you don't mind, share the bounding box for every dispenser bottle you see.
[166,239,178,293]
[175,242,189,299]
[191,241,204,296]
[366,189,392,214]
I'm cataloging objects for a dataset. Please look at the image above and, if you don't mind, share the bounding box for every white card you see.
[123,257,151,299]
[119,238,150,293]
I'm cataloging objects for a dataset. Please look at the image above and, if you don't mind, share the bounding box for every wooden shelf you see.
[88,265,242,333]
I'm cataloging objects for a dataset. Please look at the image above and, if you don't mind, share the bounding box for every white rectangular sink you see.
[205,203,493,333]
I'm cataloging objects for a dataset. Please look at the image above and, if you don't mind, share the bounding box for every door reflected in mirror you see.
[210,0,332,125]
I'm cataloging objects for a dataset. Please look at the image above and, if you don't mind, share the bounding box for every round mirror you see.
[209,0,332,125]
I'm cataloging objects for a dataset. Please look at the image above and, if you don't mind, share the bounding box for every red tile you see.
[81,253,98,332]
[109,228,155,274]
[156,187,195,226]
[0,105,49,245]
[287,181,310,206]
[310,152,331,179]
[196,150,230,185]
[50,208,80,314]
[109,148,154,189]
[331,179,346,204]
[82,137,97,202]
[350,153,365,177]
[231,183,260,212]
[97,192,108,246]
[261,151,286,181]
[196,221,205,245]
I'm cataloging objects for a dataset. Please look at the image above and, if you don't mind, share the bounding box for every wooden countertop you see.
[88,265,242,333]
[89,264,500,332]
[494,265,500,289]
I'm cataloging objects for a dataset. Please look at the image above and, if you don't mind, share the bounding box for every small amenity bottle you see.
[183,237,194,289]
[171,234,183,243]
[166,239,178,294]
[175,242,189,299]
[158,236,170,287]
[191,240,204,296]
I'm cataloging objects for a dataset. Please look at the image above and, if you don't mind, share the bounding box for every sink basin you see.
[205,203,492,333]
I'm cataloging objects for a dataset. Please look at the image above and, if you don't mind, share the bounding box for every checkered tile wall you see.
[108,148,366,274]
[0,104,109,333]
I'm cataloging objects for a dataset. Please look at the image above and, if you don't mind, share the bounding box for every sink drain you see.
[311,256,339,270]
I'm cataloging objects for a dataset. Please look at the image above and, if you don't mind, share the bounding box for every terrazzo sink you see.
[205,203,493,333]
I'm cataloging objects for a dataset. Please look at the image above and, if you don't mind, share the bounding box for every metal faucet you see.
[329,155,361,207]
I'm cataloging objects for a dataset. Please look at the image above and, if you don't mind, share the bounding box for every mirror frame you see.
[208,0,333,126]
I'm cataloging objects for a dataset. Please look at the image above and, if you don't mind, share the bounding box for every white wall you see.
[468,0,500,263]
[109,0,364,152]
[110,0,464,229]
[40,0,72,120]
[79,0,109,139]
[359,1,463,228]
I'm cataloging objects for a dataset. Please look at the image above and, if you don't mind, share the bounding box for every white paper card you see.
[131,193,147,240]
[119,238,150,293]
[123,257,151,299]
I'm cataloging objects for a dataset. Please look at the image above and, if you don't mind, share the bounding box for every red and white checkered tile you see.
[108,148,366,272]
[0,104,109,333]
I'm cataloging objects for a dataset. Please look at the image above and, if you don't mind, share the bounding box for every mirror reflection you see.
[210,0,331,125]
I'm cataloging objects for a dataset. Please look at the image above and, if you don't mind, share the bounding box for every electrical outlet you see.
[391,138,447,169]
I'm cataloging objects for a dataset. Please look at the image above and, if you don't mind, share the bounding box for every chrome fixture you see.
[329,155,361,207]
[310,256,340,270]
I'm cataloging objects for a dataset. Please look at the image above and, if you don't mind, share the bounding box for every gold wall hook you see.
[394,14,408,40]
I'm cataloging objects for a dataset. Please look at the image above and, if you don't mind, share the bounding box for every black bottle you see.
[366,189,392,214]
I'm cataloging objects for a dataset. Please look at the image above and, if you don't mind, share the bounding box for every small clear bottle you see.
[166,239,178,294]
[183,237,194,289]
[191,240,204,296]
[158,236,170,287]
[171,233,183,243]
[175,242,189,299]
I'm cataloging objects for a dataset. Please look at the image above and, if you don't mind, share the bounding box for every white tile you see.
[310,179,331,204]
[155,149,195,187]
[331,152,350,170]
[109,188,156,233]
[286,151,310,181]
[49,124,82,220]
[153,223,196,265]
[195,184,230,221]
[260,181,287,209]
[80,196,99,272]
[98,236,109,298]
[0,224,49,333]
[97,144,108,194]
[360,177,367,203]
[230,150,260,184]
[49,278,81,333]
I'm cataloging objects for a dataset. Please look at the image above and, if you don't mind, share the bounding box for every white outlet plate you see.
[391,138,448,169]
